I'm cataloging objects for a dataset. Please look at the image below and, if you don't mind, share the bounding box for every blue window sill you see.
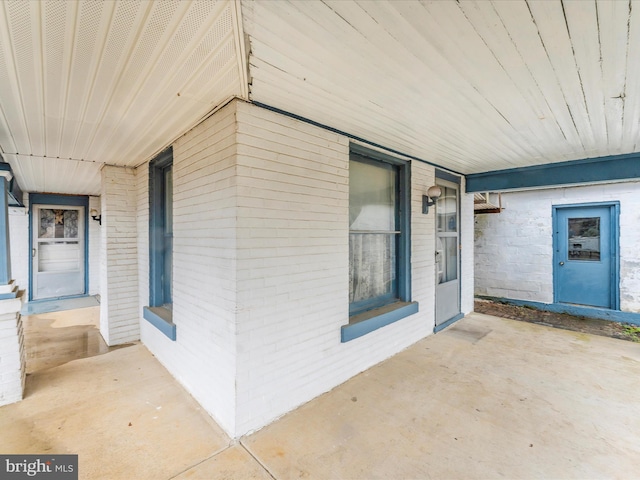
[341,301,419,342]
[143,306,176,341]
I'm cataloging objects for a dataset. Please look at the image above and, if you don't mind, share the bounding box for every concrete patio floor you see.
[1,307,639,479]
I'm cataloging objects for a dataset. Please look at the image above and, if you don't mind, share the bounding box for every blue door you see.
[554,205,616,308]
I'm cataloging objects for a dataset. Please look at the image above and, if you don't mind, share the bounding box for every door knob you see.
[559,261,564,266]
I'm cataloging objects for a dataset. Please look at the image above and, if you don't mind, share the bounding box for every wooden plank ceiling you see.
[0,0,246,195]
[0,0,637,195]
[245,0,639,174]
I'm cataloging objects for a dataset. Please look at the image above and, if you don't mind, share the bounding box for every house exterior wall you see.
[100,166,139,345]
[138,101,239,435]
[136,99,474,438]
[232,102,473,435]
[474,181,640,313]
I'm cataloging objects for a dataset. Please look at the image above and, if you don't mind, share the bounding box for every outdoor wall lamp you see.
[90,208,102,225]
[422,185,442,214]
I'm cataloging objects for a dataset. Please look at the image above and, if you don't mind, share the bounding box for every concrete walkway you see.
[1,308,639,479]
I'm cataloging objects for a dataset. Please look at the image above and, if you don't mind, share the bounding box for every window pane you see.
[568,217,600,261]
[349,160,396,231]
[39,209,78,239]
[436,187,457,233]
[436,237,457,284]
[349,233,396,304]
[164,166,173,235]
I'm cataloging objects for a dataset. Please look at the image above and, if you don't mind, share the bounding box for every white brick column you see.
[100,166,139,346]
[0,293,24,406]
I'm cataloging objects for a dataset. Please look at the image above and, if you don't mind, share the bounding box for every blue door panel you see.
[555,206,612,308]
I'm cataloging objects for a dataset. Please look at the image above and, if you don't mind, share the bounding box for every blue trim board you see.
[434,312,465,333]
[435,169,461,184]
[28,193,90,300]
[466,152,640,192]
[342,302,419,342]
[477,296,640,327]
[143,307,176,341]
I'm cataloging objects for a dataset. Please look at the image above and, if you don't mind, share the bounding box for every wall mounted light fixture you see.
[422,185,442,214]
[90,208,102,225]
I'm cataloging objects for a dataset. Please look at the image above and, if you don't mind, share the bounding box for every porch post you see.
[0,169,25,406]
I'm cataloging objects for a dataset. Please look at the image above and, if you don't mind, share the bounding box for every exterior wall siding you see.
[136,99,474,438]
[474,181,640,313]
[100,166,139,345]
[138,101,239,435]
[233,102,473,435]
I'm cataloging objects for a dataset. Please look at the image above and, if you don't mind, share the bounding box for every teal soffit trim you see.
[466,152,640,192]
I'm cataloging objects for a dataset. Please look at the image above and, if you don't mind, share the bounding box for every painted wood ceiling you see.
[0,0,638,196]
[0,0,246,195]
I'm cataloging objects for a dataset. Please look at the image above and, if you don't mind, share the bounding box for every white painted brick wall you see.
[0,297,25,407]
[100,166,139,345]
[136,99,474,438]
[233,102,474,436]
[474,181,640,312]
[138,101,239,436]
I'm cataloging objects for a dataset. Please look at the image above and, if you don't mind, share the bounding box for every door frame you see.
[434,169,463,332]
[29,194,90,301]
[552,201,620,310]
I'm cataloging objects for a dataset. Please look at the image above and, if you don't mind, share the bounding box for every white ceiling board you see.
[244,0,640,174]
[0,0,246,194]
[4,154,102,196]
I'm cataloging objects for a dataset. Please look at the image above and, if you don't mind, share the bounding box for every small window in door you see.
[568,217,600,261]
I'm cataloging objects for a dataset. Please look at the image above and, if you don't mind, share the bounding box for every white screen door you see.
[32,205,85,300]
[435,180,460,326]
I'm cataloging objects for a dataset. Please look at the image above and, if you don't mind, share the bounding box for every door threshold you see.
[434,312,464,333]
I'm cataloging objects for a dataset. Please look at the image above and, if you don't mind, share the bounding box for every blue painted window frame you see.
[343,144,416,342]
[552,201,620,310]
[28,193,89,301]
[144,148,175,340]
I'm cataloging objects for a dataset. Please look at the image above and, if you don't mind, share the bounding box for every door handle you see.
[32,248,36,258]
[559,261,564,266]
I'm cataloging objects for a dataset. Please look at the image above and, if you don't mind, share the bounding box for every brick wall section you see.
[0,297,25,407]
[138,101,239,435]
[232,102,472,435]
[136,99,475,437]
[100,166,139,345]
[474,181,640,312]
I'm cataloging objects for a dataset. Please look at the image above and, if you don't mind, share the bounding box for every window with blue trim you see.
[349,150,411,317]
[143,148,175,340]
